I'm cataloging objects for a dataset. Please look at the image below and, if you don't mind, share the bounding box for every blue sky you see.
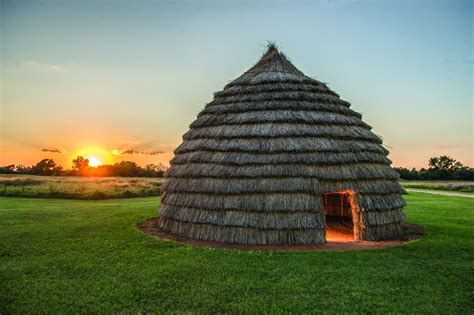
[1,0,472,168]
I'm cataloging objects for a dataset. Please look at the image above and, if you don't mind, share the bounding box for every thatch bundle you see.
[158,44,406,245]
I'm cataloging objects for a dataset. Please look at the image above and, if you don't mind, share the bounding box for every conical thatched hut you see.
[158,44,406,245]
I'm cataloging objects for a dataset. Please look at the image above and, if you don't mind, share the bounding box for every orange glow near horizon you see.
[87,156,102,167]
[73,147,112,167]
[0,139,176,168]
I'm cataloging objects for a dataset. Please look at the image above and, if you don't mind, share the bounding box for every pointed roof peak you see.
[228,43,312,86]
[265,41,280,53]
[248,43,305,76]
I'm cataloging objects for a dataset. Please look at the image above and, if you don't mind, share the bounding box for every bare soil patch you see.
[138,217,423,251]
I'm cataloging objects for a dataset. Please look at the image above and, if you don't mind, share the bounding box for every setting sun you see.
[88,156,102,167]
[73,147,112,167]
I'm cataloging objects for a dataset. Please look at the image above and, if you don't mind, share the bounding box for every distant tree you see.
[0,164,16,174]
[15,165,32,174]
[453,167,474,181]
[72,156,89,171]
[428,156,464,171]
[427,156,468,180]
[30,159,63,176]
[0,159,168,177]
[409,167,420,180]
[114,161,141,177]
[395,156,473,181]
[144,163,167,177]
[394,167,409,179]
[394,167,420,180]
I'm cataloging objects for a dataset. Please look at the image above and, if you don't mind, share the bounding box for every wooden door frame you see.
[322,190,362,241]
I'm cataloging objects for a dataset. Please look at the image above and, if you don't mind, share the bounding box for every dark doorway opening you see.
[323,192,355,240]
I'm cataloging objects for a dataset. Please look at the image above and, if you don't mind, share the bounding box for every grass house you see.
[158,44,406,245]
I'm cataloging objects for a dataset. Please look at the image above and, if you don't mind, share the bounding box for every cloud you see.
[41,148,64,153]
[120,149,164,156]
[109,139,176,157]
[110,148,164,156]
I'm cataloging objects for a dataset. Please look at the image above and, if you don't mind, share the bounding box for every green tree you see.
[30,159,63,176]
[144,163,167,177]
[114,161,140,177]
[428,156,464,171]
[427,156,471,180]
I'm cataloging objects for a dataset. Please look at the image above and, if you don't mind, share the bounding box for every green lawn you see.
[1,193,473,313]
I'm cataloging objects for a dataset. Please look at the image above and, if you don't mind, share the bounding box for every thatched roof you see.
[158,44,406,245]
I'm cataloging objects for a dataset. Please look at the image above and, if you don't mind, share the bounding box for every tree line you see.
[0,156,168,177]
[394,156,473,181]
[0,155,472,180]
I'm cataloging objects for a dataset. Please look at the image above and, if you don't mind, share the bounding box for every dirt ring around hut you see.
[138,217,424,251]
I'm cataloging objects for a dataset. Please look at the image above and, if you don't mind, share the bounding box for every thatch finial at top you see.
[266,41,279,52]
[240,41,305,77]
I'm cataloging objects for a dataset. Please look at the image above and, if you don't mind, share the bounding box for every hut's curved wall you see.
[158,45,406,245]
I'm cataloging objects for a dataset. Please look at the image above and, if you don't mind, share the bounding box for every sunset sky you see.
[1,0,472,169]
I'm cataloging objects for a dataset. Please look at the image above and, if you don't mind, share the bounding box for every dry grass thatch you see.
[158,44,406,245]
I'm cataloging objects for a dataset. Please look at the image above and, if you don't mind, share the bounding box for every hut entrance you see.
[323,191,356,241]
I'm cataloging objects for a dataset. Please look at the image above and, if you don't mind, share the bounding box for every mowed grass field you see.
[0,175,165,199]
[1,193,473,313]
